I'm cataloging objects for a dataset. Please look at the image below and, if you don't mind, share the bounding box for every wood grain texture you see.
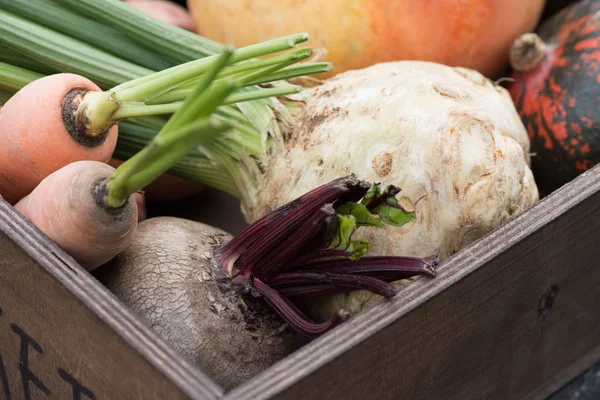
[0,199,223,400]
[226,165,600,400]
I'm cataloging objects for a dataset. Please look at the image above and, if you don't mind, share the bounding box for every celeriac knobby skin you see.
[243,61,539,320]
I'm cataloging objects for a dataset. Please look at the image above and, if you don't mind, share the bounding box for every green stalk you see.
[0,0,173,71]
[247,63,334,86]
[55,0,226,63]
[225,86,301,106]
[146,48,313,103]
[115,121,239,197]
[0,43,57,75]
[105,49,238,208]
[71,35,314,134]
[0,9,152,88]
[0,88,12,105]
[107,118,232,208]
[112,34,311,100]
[0,62,44,93]
[112,86,301,120]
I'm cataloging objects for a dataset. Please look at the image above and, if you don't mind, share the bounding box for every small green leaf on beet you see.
[327,214,357,250]
[360,183,401,209]
[335,202,383,228]
[371,195,416,227]
[346,239,370,260]
[360,183,416,227]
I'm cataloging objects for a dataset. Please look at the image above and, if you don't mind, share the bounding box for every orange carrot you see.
[10,47,265,271]
[0,73,118,204]
[14,161,137,270]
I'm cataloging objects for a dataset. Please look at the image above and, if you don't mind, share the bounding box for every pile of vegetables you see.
[3,0,594,391]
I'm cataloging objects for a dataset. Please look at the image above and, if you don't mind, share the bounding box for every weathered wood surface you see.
[227,166,600,400]
[0,199,223,400]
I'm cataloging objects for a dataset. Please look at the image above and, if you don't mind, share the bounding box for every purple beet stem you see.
[268,272,397,298]
[296,255,439,277]
[251,205,335,277]
[211,175,439,338]
[253,278,348,338]
[214,175,370,276]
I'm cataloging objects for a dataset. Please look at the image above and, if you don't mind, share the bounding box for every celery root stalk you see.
[237,62,540,320]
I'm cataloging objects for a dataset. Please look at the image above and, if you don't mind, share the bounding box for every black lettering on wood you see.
[0,354,11,400]
[10,324,50,400]
[58,368,96,400]
[0,307,10,400]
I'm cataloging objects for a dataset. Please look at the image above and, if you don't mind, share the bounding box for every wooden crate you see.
[1,164,599,400]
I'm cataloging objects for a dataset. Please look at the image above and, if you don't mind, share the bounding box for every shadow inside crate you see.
[145,188,248,236]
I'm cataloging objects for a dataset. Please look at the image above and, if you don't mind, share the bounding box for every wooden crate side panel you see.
[0,201,223,400]
[227,168,600,400]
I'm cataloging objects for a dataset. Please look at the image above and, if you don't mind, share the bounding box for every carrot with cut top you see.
[14,161,137,269]
[0,24,323,204]
[0,73,117,204]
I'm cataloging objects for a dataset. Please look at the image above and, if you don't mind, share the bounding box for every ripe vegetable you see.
[98,217,297,390]
[244,62,539,258]
[125,0,196,32]
[187,0,546,78]
[233,61,539,319]
[508,0,600,195]
[98,175,438,388]
[0,72,117,204]
[14,161,139,269]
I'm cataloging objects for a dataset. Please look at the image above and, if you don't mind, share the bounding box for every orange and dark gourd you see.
[188,0,545,78]
[509,0,600,195]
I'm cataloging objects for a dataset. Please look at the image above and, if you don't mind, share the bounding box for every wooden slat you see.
[0,199,224,400]
[226,165,600,400]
